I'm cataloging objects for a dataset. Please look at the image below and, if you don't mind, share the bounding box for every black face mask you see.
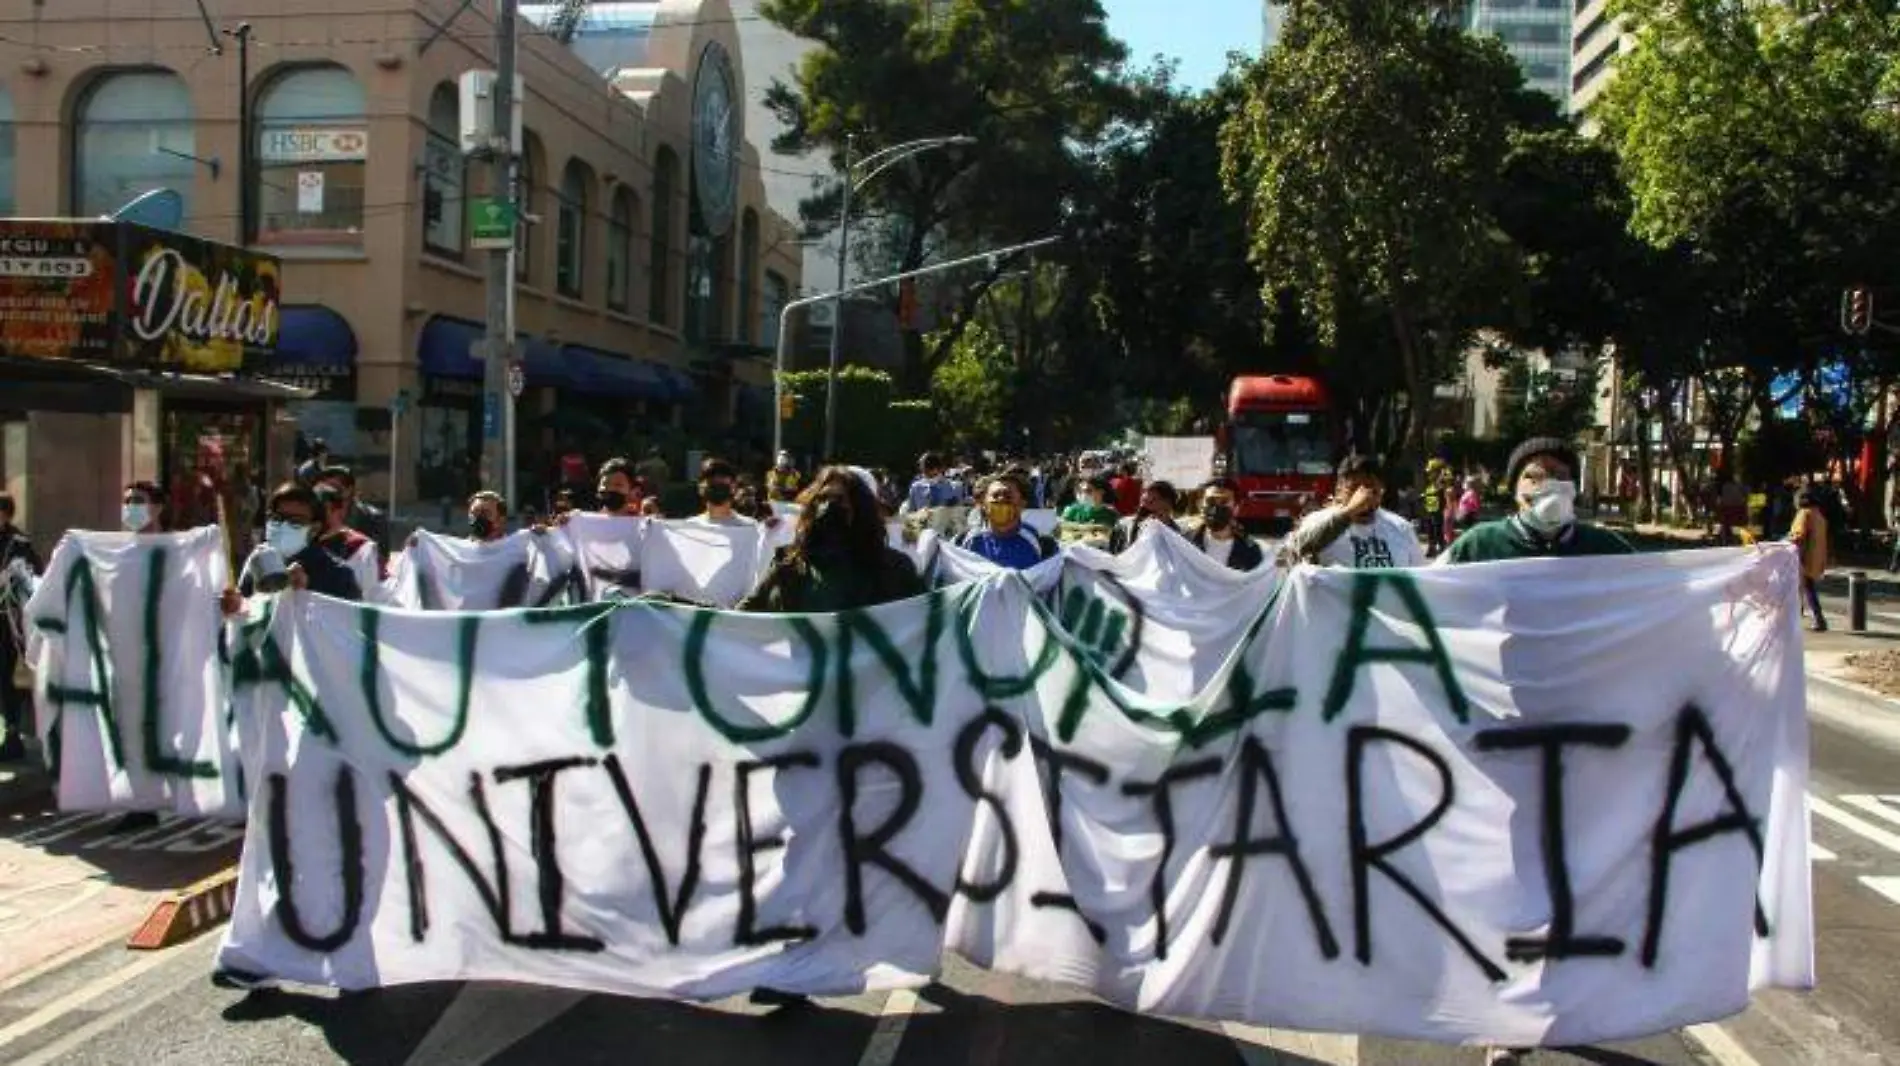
[599,491,629,513]
[470,515,495,539]
[703,483,734,506]
[1205,503,1235,530]
[808,496,850,545]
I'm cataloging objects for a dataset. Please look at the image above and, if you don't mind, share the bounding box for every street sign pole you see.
[481,0,519,496]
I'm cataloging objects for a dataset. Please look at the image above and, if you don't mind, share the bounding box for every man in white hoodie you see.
[1281,454,1425,569]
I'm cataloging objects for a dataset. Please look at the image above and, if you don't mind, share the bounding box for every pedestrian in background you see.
[0,493,41,762]
[1789,489,1830,632]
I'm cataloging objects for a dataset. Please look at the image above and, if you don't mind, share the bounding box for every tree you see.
[1220,1,1528,467]
[929,320,1015,454]
[760,0,1137,393]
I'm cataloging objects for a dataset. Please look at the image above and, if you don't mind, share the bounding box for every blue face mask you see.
[265,520,310,558]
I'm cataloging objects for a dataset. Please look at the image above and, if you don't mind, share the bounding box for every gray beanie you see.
[1506,437,1580,487]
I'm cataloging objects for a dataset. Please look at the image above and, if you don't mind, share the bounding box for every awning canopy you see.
[417,316,570,386]
[563,345,668,400]
[269,305,358,378]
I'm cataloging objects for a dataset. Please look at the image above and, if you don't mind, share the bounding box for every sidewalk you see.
[0,741,51,811]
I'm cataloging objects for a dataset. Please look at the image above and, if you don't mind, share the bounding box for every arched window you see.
[607,187,635,312]
[0,91,15,216]
[556,159,591,299]
[72,70,196,218]
[256,65,367,244]
[761,271,789,350]
[516,134,541,283]
[739,210,760,345]
[650,147,677,325]
[423,84,465,257]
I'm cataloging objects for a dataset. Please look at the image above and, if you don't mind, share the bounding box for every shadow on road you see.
[217,977,1321,1066]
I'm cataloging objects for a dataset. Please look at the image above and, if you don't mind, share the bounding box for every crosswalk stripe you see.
[1809,795,1900,857]
[1811,843,1837,862]
[1858,876,1900,905]
[1221,1022,1358,1065]
[1686,1023,1766,1066]
[1839,794,1900,831]
[855,989,920,1066]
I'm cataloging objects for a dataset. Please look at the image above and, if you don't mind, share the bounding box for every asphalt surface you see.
[0,571,1894,1066]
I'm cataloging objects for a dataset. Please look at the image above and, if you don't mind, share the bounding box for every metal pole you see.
[823,134,853,463]
[773,302,793,457]
[481,0,518,493]
[1851,570,1869,632]
[231,23,252,241]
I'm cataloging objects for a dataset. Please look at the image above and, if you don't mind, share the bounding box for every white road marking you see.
[7,943,215,1066]
[0,940,181,1053]
[1685,1022,1767,1066]
[0,924,142,996]
[1809,794,1900,857]
[13,812,116,847]
[855,988,922,1066]
[1858,876,1900,905]
[1811,843,1837,862]
[1221,1022,1358,1065]
[1839,794,1900,831]
[400,982,588,1066]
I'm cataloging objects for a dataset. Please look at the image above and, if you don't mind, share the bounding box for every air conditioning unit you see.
[458,71,524,156]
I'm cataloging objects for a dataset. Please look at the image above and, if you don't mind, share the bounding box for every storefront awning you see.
[270,305,358,378]
[654,364,699,401]
[565,346,668,400]
[418,316,571,387]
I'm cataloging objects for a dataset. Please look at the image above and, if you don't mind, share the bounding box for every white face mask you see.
[266,520,311,557]
[1521,480,1577,534]
[121,503,151,532]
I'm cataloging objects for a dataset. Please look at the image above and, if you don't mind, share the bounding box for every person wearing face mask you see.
[1445,438,1630,563]
[121,481,168,534]
[594,457,643,517]
[1189,478,1265,571]
[691,458,754,528]
[1060,474,1121,528]
[1283,455,1425,569]
[737,466,924,613]
[467,491,509,542]
[766,451,803,502]
[313,483,385,595]
[226,483,363,609]
[1108,481,1180,554]
[0,493,41,762]
[957,473,1059,570]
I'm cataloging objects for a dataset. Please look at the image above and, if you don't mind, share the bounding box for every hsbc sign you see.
[259,128,369,163]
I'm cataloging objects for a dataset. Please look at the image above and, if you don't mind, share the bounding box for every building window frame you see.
[556,159,590,300]
[254,64,369,247]
[72,68,197,220]
[423,83,466,258]
[650,147,677,325]
[607,187,634,313]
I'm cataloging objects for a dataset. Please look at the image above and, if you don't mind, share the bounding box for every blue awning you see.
[418,316,571,386]
[268,305,357,377]
[565,346,668,399]
[648,363,698,401]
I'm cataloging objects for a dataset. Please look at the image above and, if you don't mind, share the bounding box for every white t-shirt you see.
[689,513,757,530]
[1305,507,1425,570]
[1203,534,1236,568]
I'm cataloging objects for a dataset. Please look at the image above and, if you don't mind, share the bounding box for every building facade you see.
[1570,0,1632,127]
[1462,0,1573,109]
[0,0,801,540]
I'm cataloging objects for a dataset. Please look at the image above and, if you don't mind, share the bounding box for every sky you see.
[1101,0,1260,92]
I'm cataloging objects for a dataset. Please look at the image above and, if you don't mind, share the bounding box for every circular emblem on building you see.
[691,41,739,239]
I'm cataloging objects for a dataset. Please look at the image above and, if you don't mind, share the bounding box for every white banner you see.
[564,514,646,601]
[213,545,1811,1045]
[24,527,242,818]
[638,520,769,608]
[387,529,576,611]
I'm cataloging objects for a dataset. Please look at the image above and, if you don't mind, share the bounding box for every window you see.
[607,188,634,312]
[1573,38,1621,90]
[516,135,540,283]
[739,210,759,345]
[73,70,196,218]
[423,84,465,257]
[256,65,367,245]
[0,91,13,216]
[761,270,789,350]
[556,160,591,299]
[1575,11,1611,54]
[650,147,677,324]
[685,234,712,345]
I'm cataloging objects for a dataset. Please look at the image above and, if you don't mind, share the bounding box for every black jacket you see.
[1188,526,1265,571]
[240,543,363,601]
[1108,514,1177,555]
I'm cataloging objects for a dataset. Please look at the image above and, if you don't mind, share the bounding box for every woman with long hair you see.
[737,465,924,613]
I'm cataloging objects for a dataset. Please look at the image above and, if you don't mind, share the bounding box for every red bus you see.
[1220,375,1340,533]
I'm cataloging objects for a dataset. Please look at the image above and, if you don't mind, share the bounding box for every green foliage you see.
[1497,359,1603,446]
[777,366,938,473]
[929,320,1014,454]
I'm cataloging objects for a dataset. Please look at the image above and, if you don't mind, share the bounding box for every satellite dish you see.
[111,188,185,230]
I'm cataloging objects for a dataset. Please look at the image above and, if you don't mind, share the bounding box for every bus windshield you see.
[1229,411,1333,477]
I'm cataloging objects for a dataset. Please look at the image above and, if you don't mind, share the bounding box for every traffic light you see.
[1844,287,1874,335]
[779,393,796,420]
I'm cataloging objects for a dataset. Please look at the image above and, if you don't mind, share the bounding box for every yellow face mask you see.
[984,501,1021,528]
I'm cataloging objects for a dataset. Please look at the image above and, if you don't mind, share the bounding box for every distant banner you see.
[212,546,1811,1045]
[386,529,576,611]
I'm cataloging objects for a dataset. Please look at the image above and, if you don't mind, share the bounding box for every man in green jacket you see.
[1446,437,1632,563]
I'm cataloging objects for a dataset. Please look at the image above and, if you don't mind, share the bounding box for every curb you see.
[127,866,240,951]
[1807,669,1900,717]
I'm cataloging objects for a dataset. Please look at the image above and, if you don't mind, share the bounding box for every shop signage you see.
[0,219,281,373]
[259,128,369,163]
[469,197,516,250]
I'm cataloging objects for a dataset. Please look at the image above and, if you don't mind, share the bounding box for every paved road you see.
[0,661,1894,1065]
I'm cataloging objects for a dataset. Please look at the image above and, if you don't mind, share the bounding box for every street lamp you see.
[822,134,976,461]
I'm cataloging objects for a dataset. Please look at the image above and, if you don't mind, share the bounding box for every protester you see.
[468,491,508,543]
[1109,462,1144,517]
[0,493,41,762]
[1282,455,1425,569]
[551,488,577,519]
[904,452,963,513]
[595,458,643,517]
[1445,438,1632,563]
[957,471,1059,569]
[1422,457,1451,555]
[316,465,385,548]
[121,480,168,534]
[313,482,384,594]
[692,458,753,528]
[1454,474,1483,535]
[225,483,363,612]
[1108,480,1179,554]
[294,438,329,486]
[1060,474,1121,528]
[640,496,664,518]
[1187,478,1265,571]
[737,465,924,614]
[766,451,803,502]
[1789,489,1830,633]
